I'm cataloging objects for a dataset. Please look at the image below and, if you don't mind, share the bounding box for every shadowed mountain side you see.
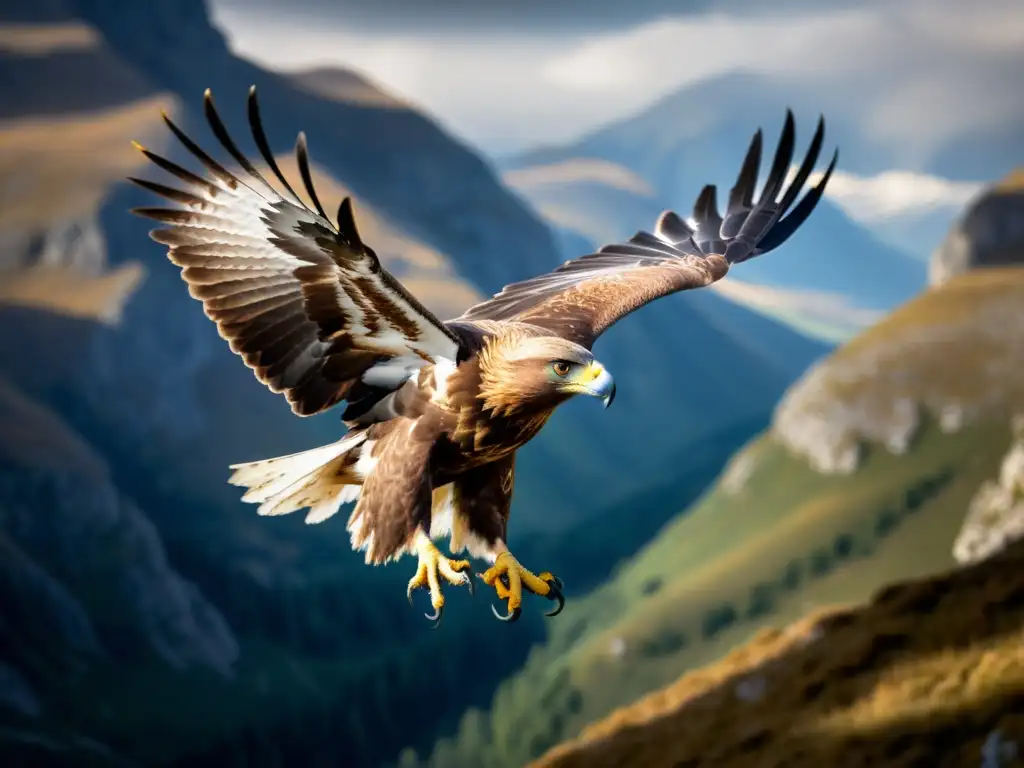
[532,538,1024,768]
[503,159,662,247]
[289,65,409,110]
[0,375,238,686]
[65,0,564,292]
[0,19,156,119]
[0,11,173,324]
[0,94,173,230]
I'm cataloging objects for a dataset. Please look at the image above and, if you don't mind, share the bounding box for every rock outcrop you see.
[930,170,1024,286]
[954,415,1024,566]
[773,267,1024,474]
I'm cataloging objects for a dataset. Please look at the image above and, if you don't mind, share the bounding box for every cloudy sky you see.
[209,0,1020,232]
[211,0,1023,157]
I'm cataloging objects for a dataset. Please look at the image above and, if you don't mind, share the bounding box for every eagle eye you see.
[552,360,571,377]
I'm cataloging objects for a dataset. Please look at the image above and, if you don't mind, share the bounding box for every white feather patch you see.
[354,440,379,479]
[228,432,366,504]
[429,484,455,540]
[431,357,458,403]
[305,484,362,524]
[361,356,427,388]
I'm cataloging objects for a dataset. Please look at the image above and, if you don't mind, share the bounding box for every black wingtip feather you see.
[295,131,329,222]
[162,109,235,185]
[247,85,304,204]
[729,128,762,209]
[127,176,205,207]
[202,88,275,195]
[655,210,694,243]
[336,197,363,248]
[774,114,825,218]
[674,111,837,264]
[759,109,796,205]
[757,146,838,253]
[130,145,219,194]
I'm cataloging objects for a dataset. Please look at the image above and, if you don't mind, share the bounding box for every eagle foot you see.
[480,552,565,623]
[407,538,474,629]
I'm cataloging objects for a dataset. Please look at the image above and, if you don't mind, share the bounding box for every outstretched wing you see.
[457,111,837,348]
[130,87,461,416]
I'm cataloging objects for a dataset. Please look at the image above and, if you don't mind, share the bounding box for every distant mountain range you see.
[506,70,1024,184]
[0,1,831,766]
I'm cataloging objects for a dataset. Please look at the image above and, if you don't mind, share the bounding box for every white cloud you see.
[812,169,984,222]
[210,0,1024,157]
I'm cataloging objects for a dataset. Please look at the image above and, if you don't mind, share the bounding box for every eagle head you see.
[480,334,616,413]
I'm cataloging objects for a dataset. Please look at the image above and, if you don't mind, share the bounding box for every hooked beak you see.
[581,362,616,409]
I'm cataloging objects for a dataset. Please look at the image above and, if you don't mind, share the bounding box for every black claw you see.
[543,578,565,618]
[491,604,522,623]
[424,605,443,629]
[465,565,475,596]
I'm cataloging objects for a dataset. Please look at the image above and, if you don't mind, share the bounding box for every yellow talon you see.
[480,552,565,623]
[406,536,473,628]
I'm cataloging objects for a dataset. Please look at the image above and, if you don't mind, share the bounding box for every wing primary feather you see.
[758,109,796,205]
[126,177,206,207]
[161,110,238,188]
[756,147,838,254]
[336,197,364,249]
[774,114,825,219]
[203,88,278,198]
[728,110,798,252]
[131,206,202,224]
[295,131,330,222]
[721,129,763,238]
[732,129,762,209]
[130,142,219,195]
[654,210,694,244]
[693,185,721,229]
[247,85,306,206]
[693,184,726,254]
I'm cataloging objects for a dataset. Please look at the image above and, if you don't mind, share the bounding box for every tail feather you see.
[228,432,367,523]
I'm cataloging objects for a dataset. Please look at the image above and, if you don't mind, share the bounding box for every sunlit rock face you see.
[772,269,1024,475]
[953,415,1024,566]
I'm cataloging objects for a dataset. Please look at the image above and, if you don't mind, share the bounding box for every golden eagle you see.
[130,87,836,626]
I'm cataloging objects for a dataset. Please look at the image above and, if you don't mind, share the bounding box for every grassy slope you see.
[532,536,1024,768]
[410,267,1024,768]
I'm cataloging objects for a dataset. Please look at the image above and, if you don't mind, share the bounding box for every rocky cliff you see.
[930,169,1024,286]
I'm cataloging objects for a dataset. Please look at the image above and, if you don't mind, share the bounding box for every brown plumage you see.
[130,87,837,626]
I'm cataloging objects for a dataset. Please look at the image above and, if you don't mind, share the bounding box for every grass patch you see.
[533,535,1024,768]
